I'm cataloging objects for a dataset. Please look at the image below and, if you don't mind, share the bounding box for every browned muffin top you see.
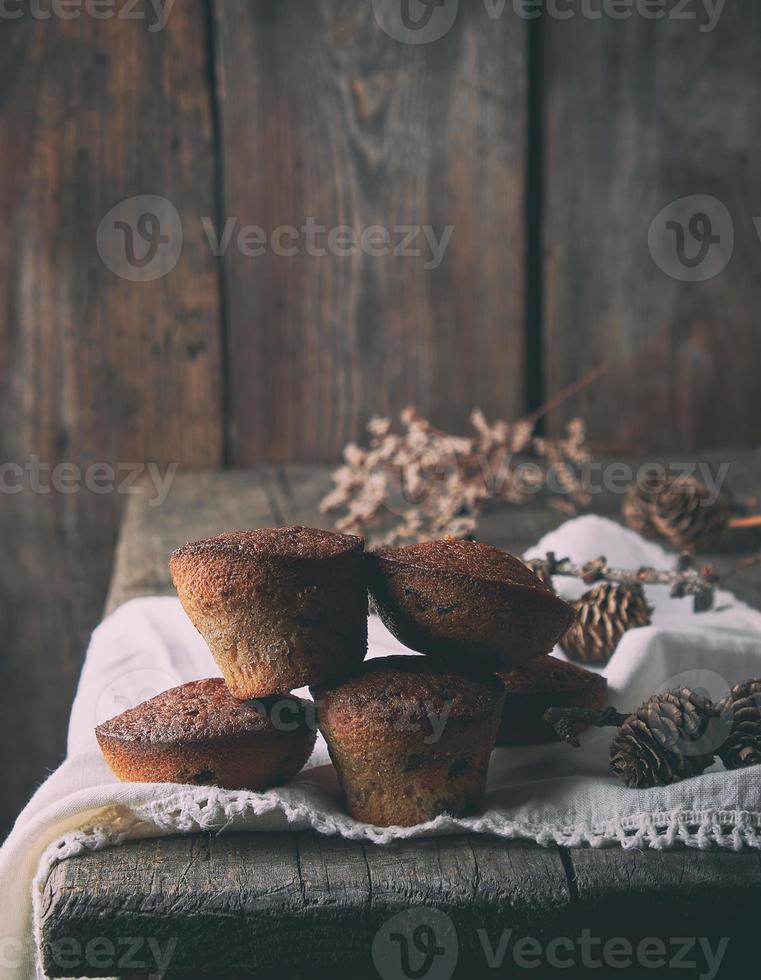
[171,526,363,565]
[370,539,550,591]
[314,655,505,721]
[96,679,311,744]
[499,655,606,694]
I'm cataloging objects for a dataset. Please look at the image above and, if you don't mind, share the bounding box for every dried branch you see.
[523,363,609,426]
[543,706,630,747]
[728,515,761,530]
[320,409,594,548]
[526,552,719,612]
[722,552,761,582]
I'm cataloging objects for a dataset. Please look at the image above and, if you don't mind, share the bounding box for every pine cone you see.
[622,475,729,553]
[560,582,652,665]
[610,688,719,788]
[718,679,761,770]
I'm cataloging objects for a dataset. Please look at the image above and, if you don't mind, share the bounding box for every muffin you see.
[496,655,608,746]
[170,526,367,698]
[96,678,316,790]
[313,656,506,827]
[366,539,575,671]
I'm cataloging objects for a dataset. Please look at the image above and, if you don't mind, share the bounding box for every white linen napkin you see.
[2,516,761,979]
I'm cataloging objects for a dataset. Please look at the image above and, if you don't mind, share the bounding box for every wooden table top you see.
[39,458,761,979]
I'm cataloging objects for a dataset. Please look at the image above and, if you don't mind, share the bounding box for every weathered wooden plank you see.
[543,4,761,451]
[39,833,572,978]
[0,3,222,838]
[267,464,338,528]
[105,469,277,613]
[213,0,527,462]
[565,847,761,977]
[570,845,761,915]
[40,834,761,978]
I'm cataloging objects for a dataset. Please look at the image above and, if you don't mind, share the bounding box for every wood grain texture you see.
[542,3,761,450]
[105,469,275,613]
[38,833,761,978]
[213,0,527,463]
[39,833,572,978]
[565,846,761,976]
[0,5,222,839]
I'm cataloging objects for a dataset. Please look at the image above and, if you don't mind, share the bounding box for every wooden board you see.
[213,0,528,462]
[105,469,274,614]
[0,3,222,839]
[38,833,573,978]
[542,4,761,450]
[37,832,761,978]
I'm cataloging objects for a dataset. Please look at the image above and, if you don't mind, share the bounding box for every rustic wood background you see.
[1,0,760,836]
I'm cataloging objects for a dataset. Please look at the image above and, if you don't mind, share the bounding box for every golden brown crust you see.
[366,540,575,671]
[169,527,368,698]
[96,678,304,742]
[171,526,363,566]
[374,539,551,589]
[314,656,506,827]
[96,679,316,791]
[496,655,607,746]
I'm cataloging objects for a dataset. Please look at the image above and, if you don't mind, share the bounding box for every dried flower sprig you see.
[320,408,593,548]
[526,552,719,612]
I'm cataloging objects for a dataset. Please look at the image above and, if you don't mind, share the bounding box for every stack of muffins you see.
[97,526,606,827]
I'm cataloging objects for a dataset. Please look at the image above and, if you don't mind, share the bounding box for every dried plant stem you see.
[723,552,761,581]
[543,706,630,747]
[523,363,609,426]
[526,552,717,611]
[728,514,761,530]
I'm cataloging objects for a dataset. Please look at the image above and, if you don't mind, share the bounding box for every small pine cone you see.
[718,679,761,770]
[622,476,729,553]
[622,477,661,540]
[560,583,652,665]
[610,688,718,789]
